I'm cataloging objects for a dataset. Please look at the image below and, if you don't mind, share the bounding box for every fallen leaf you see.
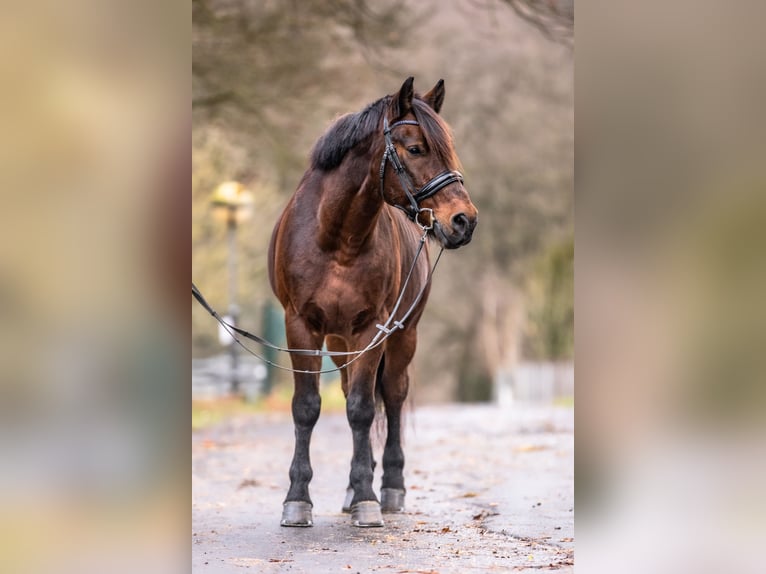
[514,444,548,453]
[471,509,500,520]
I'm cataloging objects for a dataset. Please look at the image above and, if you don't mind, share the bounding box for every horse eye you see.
[407,146,423,155]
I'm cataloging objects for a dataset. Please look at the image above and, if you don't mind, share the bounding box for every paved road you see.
[192,403,574,573]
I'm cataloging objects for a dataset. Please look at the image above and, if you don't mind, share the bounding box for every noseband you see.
[379,118,464,224]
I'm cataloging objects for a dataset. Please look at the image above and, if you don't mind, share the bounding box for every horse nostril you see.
[451,212,469,233]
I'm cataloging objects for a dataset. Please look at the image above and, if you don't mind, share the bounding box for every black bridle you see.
[379,118,464,224]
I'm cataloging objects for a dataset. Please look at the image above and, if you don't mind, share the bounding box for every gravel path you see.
[192,403,574,573]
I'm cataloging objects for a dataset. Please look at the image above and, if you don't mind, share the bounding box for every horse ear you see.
[423,79,445,113]
[394,76,415,118]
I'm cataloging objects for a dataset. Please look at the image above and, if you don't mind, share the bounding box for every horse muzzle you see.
[434,211,477,249]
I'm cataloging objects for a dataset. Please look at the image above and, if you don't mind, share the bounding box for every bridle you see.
[379,117,464,226]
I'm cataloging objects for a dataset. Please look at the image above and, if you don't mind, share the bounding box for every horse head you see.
[378,77,478,249]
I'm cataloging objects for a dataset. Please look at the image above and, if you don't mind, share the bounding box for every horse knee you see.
[346,392,375,429]
[292,391,321,429]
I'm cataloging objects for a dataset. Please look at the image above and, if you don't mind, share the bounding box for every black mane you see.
[310,97,390,171]
[310,92,459,172]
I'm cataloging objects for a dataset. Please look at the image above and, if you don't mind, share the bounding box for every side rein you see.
[378,118,464,225]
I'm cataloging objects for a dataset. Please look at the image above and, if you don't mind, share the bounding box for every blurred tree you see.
[408,2,573,400]
[499,0,574,45]
[193,0,413,141]
[522,235,574,360]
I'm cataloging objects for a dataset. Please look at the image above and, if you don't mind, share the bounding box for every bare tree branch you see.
[502,0,573,45]
[192,91,235,109]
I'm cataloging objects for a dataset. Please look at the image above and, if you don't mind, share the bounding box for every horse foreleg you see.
[281,317,322,527]
[345,347,385,527]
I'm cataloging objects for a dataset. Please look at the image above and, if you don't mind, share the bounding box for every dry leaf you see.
[514,444,548,453]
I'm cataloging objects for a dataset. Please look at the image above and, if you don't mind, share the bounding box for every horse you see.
[268,77,478,528]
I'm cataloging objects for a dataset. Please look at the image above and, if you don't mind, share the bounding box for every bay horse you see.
[268,77,478,527]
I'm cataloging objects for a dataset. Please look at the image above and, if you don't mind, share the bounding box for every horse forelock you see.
[411,99,461,171]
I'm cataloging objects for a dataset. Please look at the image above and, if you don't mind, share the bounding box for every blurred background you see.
[191,0,574,408]
[577,2,766,572]
[0,2,186,573]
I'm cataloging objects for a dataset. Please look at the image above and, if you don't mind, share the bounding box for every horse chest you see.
[297,262,397,336]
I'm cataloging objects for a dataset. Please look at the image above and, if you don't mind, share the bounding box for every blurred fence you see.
[192,354,267,401]
[494,361,574,407]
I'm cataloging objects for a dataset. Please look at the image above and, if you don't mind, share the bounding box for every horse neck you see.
[316,153,386,260]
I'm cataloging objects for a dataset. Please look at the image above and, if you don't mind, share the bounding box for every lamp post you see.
[210,181,254,396]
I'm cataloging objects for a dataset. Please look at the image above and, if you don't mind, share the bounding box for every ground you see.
[192,402,574,573]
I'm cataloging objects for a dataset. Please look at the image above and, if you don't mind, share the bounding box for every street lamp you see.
[210,181,254,396]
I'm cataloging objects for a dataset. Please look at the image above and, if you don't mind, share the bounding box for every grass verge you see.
[192,380,348,431]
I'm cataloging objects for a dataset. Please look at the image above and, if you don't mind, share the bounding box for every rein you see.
[379,117,464,221]
[193,224,444,375]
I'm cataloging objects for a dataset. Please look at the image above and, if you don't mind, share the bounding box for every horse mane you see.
[311,97,390,171]
[310,92,461,172]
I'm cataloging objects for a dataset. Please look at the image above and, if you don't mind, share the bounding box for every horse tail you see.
[372,353,387,447]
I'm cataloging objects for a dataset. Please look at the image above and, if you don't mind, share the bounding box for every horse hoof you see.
[341,487,354,513]
[350,501,384,527]
[280,501,313,527]
[381,488,406,513]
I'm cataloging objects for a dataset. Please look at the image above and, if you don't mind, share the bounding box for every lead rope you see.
[193,224,444,375]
